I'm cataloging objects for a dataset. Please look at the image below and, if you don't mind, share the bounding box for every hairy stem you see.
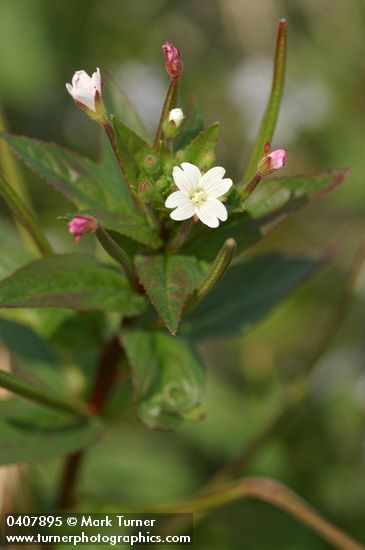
[57,335,124,509]
[241,172,262,201]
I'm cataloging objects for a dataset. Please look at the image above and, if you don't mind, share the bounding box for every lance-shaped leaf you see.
[111,115,151,188]
[134,254,206,334]
[121,330,205,429]
[0,253,146,315]
[0,399,103,464]
[245,169,351,223]
[182,253,323,340]
[0,133,130,210]
[184,169,349,262]
[179,123,219,169]
[0,133,158,246]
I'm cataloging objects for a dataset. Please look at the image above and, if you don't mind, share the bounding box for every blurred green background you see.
[0,0,365,548]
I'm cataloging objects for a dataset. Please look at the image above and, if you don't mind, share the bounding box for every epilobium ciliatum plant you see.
[0,20,359,546]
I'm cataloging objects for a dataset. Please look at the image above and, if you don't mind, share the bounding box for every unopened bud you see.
[162,42,183,79]
[68,215,97,243]
[66,68,107,124]
[257,148,287,176]
[138,181,152,201]
[163,108,185,138]
[144,154,160,175]
[169,108,184,127]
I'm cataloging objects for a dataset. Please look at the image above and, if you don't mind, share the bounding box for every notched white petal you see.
[180,162,201,190]
[205,178,233,199]
[210,199,228,221]
[165,191,188,208]
[195,202,220,228]
[172,166,192,194]
[200,166,226,189]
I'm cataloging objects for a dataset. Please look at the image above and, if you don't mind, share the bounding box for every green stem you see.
[0,173,53,256]
[166,218,194,254]
[0,370,89,419]
[154,78,179,151]
[243,19,287,182]
[95,226,138,290]
[98,477,364,550]
[207,238,365,486]
[241,172,262,201]
[185,238,237,312]
[57,334,125,509]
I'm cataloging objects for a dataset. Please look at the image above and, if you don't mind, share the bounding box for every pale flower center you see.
[190,189,207,207]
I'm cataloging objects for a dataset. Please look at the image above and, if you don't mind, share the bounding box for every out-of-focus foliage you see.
[0,1,364,548]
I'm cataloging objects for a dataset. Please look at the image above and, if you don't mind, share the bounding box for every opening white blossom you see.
[168,108,184,127]
[66,68,101,112]
[165,162,233,228]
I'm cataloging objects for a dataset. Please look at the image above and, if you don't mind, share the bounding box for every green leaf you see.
[0,317,70,396]
[111,115,151,188]
[0,133,158,245]
[184,169,349,262]
[179,123,219,169]
[134,254,206,334]
[0,253,146,315]
[122,330,205,429]
[182,253,322,340]
[0,317,56,363]
[245,169,350,221]
[72,207,161,248]
[0,133,130,211]
[0,399,103,464]
[243,20,287,181]
[174,98,204,151]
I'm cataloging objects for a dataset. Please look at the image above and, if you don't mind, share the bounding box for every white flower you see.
[66,68,101,112]
[165,162,233,228]
[168,108,184,127]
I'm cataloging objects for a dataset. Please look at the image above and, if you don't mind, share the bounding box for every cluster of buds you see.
[65,44,287,238]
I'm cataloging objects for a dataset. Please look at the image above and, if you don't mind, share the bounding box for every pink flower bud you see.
[67,215,97,243]
[257,148,287,176]
[162,42,183,79]
[268,149,287,170]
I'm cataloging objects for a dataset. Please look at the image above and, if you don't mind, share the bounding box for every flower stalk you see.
[154,43,183,150]
[243,19,287,182]
[0,173,53,256]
